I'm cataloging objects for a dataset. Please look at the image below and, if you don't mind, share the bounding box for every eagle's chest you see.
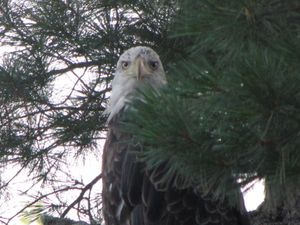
[102,125,134,225]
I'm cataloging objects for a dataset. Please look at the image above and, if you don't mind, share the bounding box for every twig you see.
[6,186,81,224]
[60,173,102,218]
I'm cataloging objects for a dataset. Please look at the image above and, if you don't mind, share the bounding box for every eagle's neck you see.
[105,74,138,123]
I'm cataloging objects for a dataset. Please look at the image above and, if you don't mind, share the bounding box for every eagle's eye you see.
[121,61,129,69]
[149,61,159,70]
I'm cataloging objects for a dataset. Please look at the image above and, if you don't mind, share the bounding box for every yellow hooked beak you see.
[129,56,151,80]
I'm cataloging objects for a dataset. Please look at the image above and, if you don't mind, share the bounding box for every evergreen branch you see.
[260,111,274,145]
[47,61,100,76]
[0,164,27,190]
[6,186,82,224]
[60,173,102,218]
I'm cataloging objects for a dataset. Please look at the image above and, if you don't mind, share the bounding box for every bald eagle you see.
[102,46,250,225]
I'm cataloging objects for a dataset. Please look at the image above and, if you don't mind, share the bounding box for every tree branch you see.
[61,173,102,218]
[6,186,82,224]
[47,61,101,76]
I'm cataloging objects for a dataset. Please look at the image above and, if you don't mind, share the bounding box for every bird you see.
[101,46,250,225]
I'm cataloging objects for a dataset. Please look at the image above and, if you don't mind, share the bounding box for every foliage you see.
[1,0,300,224]
[123,0,300,220]
[0,0,179,224]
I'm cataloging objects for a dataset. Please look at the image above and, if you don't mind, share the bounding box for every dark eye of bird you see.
[149,61,159,70]
[121,61,129,69]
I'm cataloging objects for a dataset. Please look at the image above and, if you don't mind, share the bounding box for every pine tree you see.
[122,0,300,224]
[0,0,178,223]
[0,0,299,224]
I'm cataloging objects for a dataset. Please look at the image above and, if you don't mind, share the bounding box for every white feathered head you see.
[105,46,166,122]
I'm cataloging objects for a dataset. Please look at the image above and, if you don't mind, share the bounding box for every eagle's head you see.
[106,46,166,122]
[116,46,166,82]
